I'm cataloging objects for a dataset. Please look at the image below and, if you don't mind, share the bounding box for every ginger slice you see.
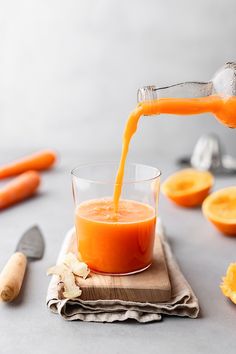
[63,252,89,279]
[47,253,89,299]
[47,263,82,299]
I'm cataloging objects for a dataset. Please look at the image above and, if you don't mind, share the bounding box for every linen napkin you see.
[46,222,199,322]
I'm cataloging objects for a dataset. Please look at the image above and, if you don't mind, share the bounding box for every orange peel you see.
[202,186,236,236]
[161,169,214,207]
[220,263,236,304]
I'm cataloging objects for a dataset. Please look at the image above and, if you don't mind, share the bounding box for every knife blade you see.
[0,225,45,302]
[16,226,44,260]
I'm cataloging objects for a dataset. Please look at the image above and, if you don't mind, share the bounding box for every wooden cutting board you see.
[70,233,171,303]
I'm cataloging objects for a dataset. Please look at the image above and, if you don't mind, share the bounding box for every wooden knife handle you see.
[0,252,27,302]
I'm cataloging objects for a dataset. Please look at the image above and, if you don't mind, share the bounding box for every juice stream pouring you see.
[113,62,236,213]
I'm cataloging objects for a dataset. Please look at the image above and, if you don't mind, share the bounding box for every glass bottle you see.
[137,62,236,128]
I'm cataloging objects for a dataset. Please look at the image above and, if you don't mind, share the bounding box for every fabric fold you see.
[46,222,199,322]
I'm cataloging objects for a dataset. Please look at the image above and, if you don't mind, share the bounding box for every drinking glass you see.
[71,162,161,275]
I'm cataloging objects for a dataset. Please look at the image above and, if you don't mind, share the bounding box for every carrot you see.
[0,150,56,179]
[0,171,41,210]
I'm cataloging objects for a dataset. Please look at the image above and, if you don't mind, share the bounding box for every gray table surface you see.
[0,150,236,354]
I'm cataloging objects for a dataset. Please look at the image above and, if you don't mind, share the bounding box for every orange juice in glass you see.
[72,163,160,275]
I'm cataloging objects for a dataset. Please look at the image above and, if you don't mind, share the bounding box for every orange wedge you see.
[161,169,214,207]
[202,187,236,236]
[220,263,236,304]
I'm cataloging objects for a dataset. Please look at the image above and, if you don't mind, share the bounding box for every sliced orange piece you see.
[202,186,236,236]
[220,263,236,304]
[161,169,214,207]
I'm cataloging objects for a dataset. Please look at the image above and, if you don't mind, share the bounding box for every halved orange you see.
[202,187,236,236]
[161,169,214,207]
[220,263,236,304]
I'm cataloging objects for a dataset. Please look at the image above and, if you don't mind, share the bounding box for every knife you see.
[0,225,45,302]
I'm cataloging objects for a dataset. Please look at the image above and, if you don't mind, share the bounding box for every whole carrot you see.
[0,171,41,210]
[0,150,56,179]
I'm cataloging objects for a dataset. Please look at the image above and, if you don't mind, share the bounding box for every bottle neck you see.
[137,81,213,102]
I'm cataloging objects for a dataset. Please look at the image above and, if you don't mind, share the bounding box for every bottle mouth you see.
[137,86,158,102]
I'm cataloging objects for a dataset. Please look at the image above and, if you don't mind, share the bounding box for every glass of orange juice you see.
[71,163,161,275]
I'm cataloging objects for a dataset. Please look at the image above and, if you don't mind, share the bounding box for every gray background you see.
[1,1,236,354]
[1,0,236,158]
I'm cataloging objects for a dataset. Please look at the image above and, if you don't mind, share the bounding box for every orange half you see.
[161,169,214,207]
[220,263,236,304]
[202,186,236,236]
